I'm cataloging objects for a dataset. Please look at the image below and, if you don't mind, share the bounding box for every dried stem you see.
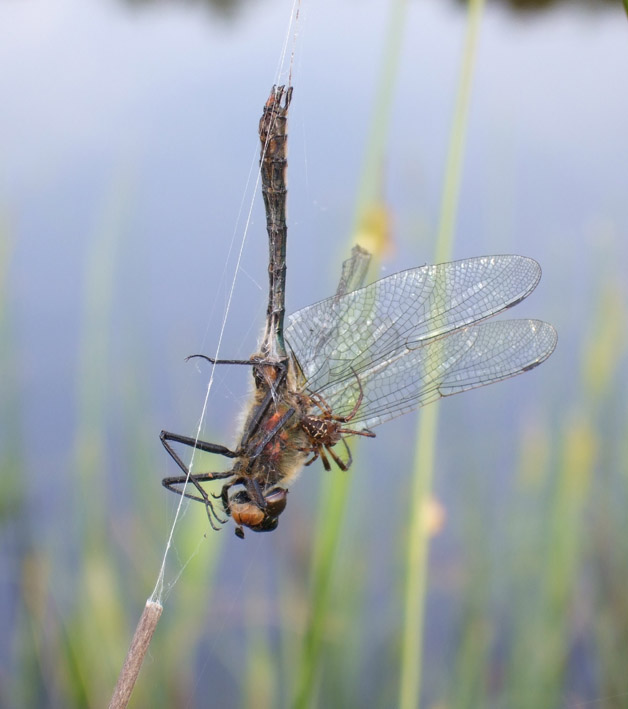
[108,600,163,709]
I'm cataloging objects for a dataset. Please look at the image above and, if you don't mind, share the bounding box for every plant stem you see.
[293,3,407,705]
[109,600,163,709]
[399,0,484,706]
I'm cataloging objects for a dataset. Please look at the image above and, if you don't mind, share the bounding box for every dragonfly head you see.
[230,487,288,538]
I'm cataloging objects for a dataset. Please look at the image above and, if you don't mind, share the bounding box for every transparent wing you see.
[284,255,556,430]
[309,319,557,431]
[334,245,371,297]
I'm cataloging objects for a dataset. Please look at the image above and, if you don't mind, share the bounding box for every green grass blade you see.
[434,0,485,263]
[399,0,485,706]
[399,409,439,709]
[354,0,408,221]
[293,469,355,708]
[69,180,133,703]
[292,3,407,706]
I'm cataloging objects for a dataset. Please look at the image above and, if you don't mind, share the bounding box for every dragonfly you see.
[160,86,557,538]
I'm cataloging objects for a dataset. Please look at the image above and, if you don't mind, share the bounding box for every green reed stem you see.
[399,409,439,709]
[293,3,408,705]
[434,0,484,264]
[398,0,484,706]
[69,179,132,704]
[354,0,408,219]
[293,470,353,708]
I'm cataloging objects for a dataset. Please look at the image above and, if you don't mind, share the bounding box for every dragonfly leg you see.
[160,430,239,528]
[188,355,290,455]
[162,471,232,529]
[186,354,263,366]
[246,407,295,460]
[160,430,238,465]
[241,361,289,443]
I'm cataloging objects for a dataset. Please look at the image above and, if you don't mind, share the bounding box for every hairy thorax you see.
[232,359,311,489]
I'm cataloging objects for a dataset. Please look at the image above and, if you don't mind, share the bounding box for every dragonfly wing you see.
[311,319,557,431]
[285,254,543,395]
[335,245,371,297]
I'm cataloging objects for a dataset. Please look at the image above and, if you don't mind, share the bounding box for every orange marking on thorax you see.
[258,409,291,459]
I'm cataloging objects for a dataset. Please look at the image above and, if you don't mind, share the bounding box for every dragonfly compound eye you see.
[229,488,287,534]
[263,487,288,517]
[230,497,266,530]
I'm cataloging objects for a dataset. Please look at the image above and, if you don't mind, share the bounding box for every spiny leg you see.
[162,471,232,529]
[160,430,238,465]
[160,430,238,528]
[247,407,295,460]
[303,449,320,467]
[308,390,334,417]
[331,371,365,423]
[307,368,367,424]
[336,426,376,439]
[239,362,289,450]
[318,446,332,472]
[187,353,291,456]
[325,442,350,472]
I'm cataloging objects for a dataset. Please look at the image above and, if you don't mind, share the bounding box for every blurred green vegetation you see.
[3,6,628,709]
